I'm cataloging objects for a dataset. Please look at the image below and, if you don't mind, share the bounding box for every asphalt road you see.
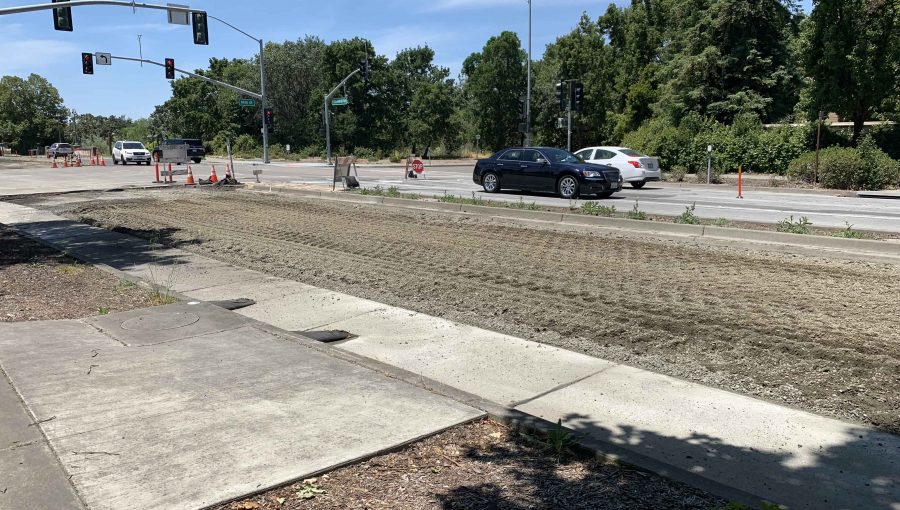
[2,156,900,233]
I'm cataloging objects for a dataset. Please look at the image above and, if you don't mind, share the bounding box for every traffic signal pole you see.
[567,81,573,152]
[0,0,191,15]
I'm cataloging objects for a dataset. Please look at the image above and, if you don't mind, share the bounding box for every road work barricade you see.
[333,156,360,191]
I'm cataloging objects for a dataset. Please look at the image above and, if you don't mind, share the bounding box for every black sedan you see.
[473,147,622,199]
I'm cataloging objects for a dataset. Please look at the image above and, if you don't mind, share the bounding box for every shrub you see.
[787,145,898,190]
[857,136,900,190]
[232,134,259,154]
[352,147,380,161]
[668,166,688,182]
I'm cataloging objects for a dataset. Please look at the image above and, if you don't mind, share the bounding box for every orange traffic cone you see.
[51,159,58,169]
[99,156,105,167]
[209,165,219,183]
[186,166,195,185]
[226,165,233,178]
[76,158,82,168]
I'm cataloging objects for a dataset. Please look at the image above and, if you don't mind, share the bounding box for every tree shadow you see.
[438,413,899,509]
[1,219,201,272]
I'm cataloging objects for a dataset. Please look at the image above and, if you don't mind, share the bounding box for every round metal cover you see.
[120,312,200,331]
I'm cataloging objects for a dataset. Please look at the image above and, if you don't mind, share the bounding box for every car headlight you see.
[582,170,603,178]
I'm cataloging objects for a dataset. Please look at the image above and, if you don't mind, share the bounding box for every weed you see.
[295,483,326,500]
[674,203,702,225]
[149,294,179,306]
[776,215,813,235]
[437,192,495,207]
[98,306,111,315]
[385,186,402,198]
[115,279,137,292]
[625,200,648,221]
[834,221,865,239]
[507,197,541,210]
[58,262,85,276]
[580,201,617,217]
[711,218,729,227]
[545,419,576,461]
[357,185,385,196]
[145,235,181,306]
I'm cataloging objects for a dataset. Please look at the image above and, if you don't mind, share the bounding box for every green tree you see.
[801,0,900,141]
[0,74,68,152]
[461,32,527,151]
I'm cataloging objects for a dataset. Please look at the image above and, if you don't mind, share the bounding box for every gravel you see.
[56,191,900,433]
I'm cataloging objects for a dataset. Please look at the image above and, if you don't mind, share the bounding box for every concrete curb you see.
[249,187,900,258]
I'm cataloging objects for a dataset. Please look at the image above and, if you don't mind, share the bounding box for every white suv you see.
[112,141,152,165]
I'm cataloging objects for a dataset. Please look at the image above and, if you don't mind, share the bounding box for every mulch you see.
[0,224,154,321]
[216,418,725,510]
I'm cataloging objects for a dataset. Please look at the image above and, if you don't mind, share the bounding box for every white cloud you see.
[0,39,79,74]
[370,25,461,59]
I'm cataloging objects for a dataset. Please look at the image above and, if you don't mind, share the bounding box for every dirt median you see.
[55,190,900,433]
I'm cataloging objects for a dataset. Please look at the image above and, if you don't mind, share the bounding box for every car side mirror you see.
[536,158,547,165]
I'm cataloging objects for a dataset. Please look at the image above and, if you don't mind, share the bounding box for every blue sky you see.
[0,0,812,119]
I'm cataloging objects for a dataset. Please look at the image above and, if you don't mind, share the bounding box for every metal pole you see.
[814,111,824,186]
[325,102,332,165]
[0,1,193,16]
[110,55,261,98]
[227,138,234,178]
[259,39,269,164]
[566,82,572,152]
[525,0,532,147]
[707,145,713,185]
[324,68,361,164]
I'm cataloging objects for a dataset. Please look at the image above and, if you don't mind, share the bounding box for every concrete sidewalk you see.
[1,200,898,509]
[0,303,480,510]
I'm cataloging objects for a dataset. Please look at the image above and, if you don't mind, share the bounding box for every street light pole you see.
[525,0,532,147]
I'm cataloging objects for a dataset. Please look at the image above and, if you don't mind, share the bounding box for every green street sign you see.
[239,98,256,107]
[331,97,349,106]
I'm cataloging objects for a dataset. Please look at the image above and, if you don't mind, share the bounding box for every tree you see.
[0,74,68,152]
[461,32,527,151]
[802,0,900,140]
[657,0,801,123]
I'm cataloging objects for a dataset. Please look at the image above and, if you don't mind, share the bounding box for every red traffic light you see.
[165,58,175,80]
[81,52,93,75]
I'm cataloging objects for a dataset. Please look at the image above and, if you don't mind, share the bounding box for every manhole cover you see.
[120,312,201,331]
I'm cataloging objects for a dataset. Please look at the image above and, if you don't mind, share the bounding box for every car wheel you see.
[558,175,580,199]
[112,156,118,165]
[482,172,500,193]
[192,158,201,164]
[596,191,614,199]
[121,156,126,166]
[631,181,647,189]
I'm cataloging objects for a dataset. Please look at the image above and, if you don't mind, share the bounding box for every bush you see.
[674,203,701,224]
[668,165,688,182]
[788,144,898,190]
[352,147,380,161]
[232,134,259,154]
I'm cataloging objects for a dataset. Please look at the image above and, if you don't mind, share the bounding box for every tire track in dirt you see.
[60,191,900,433]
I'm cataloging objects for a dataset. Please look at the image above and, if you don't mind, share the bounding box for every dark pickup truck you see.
[152,138,205,164]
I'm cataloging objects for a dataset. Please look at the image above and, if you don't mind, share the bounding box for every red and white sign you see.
[412,159,425,174]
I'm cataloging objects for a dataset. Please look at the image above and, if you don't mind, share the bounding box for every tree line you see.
[2,0,898,168]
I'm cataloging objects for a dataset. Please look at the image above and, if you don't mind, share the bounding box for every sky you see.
[0,0,814,120]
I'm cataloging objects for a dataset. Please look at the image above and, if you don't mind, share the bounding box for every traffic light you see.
[264,108,274,128]
[192,12,209,45]
[81,53,93,75]
[165,58,175,80]
[573,82,585,112]
[52,0,73,32]
[555,82,565,111]
[358,59,369,86]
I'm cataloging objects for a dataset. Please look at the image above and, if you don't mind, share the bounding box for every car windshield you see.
[619,148,646,157]
[124,143,145,150]
[164,139,184,145]
[58,144,71,148]
[541,148,582,163]
[184,139,202,148]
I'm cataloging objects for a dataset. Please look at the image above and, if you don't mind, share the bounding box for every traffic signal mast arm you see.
[0,1,193,16]
[324,68,361,164]
[109,55,261,100]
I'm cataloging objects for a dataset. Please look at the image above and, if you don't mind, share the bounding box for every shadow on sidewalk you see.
[438,413,898,509]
